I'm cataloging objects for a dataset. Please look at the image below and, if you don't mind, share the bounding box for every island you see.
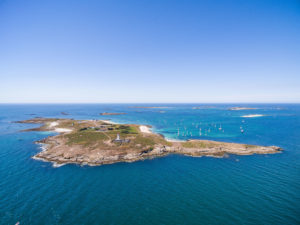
[192,106,216,109]
[229,107,258,110]
[100,112,127,115]
[129,106,171,109]
[17,118,282,167]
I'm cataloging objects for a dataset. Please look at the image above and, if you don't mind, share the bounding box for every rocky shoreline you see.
[17,118,282,167]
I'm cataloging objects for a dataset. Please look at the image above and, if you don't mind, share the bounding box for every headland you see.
[17,118,282,167]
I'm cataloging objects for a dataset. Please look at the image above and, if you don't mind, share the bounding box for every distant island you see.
[129,106,171,109]
[17,118,282,167]
[100,112,126,115]
[192,106,216,109]
[229,107,258,110]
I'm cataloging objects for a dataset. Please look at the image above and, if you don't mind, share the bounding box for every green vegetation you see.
[182,141,219,149]
[79,127,102,131]
[115,125,138,134]
[65,131,108,146]
[146,135,172,147]
[132,135,156,147]
[41,118,173,150]
[65,122,160,150]
[121,126,138,134]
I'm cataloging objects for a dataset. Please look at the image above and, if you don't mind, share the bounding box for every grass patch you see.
[182,141,219,149]
[66,131,108,146]
[132,135,155,147]
[115,125,138,134]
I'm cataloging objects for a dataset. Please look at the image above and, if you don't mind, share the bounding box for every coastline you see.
[33,143,68,167]
[101,120,118,124]
[101,119,185,142]
[18,118,282,167]
[165,138,185,142]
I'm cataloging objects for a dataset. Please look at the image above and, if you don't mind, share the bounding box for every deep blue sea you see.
[0,104,299,225]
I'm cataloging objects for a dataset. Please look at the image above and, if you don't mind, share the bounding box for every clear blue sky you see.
[0,0,299,103]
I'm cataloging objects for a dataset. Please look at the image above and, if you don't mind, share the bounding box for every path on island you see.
[92,120,112,142]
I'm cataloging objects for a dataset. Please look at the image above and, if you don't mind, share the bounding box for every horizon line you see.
[0,102,300,104]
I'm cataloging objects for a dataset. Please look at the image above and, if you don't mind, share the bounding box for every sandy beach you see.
[101,120,118,124]
[54,128,73,133]
[139,125,152,133]
[49,122,59,127]
[241,114,265,118]
[17,117,282,168]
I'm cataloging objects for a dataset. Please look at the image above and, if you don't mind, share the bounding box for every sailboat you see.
[240,126,244,133]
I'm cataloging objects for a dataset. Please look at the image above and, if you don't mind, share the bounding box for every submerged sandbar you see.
[229,107,258,110]
[17,118,282,167]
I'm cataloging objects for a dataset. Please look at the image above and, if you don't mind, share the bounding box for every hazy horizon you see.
[1,0,299,103]
[0,102,299,104]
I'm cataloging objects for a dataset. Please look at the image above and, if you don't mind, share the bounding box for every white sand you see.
[101,120,117,124]
[140,125,152,133]
[165,138,185,142]
[54,128,72,133]
[49,122,59,127]
[230,107,257,110]
[241,114,265,118]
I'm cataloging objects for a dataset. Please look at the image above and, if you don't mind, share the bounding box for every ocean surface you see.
[0,104,299,225]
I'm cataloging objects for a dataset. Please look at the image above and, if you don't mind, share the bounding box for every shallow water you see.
[0,104,299,224]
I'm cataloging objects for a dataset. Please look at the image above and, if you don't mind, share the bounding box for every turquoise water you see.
[0,104,299,224]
